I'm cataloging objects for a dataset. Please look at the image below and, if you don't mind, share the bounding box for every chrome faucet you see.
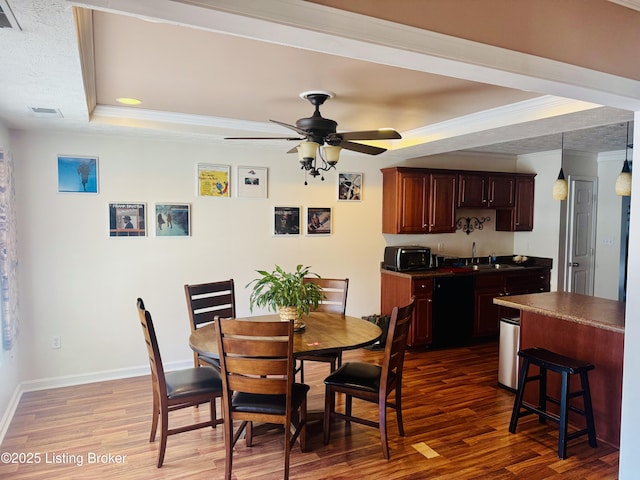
[472,241,477,264]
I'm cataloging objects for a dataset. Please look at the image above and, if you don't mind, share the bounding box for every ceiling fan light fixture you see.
[323,145,341,166]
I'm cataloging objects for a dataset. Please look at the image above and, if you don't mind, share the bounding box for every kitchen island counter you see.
[494,291,624,448]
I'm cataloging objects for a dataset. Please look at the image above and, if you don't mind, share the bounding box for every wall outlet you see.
[51,335,61,349]
[437,243,444,251]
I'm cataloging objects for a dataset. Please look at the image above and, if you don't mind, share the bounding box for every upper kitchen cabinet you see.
[495,174,536,231]
[458,172,515,208]
[382,167,456,234]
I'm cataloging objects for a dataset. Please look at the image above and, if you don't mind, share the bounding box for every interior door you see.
[566,176,597,295]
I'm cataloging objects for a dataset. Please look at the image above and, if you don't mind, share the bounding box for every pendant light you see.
[615,122,632,197]
[553,133,568,201]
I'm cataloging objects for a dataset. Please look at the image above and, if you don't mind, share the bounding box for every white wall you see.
[0,122,21,440]
[595,151,625,300]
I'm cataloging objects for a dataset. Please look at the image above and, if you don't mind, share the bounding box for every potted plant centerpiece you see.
[247,264,324,331]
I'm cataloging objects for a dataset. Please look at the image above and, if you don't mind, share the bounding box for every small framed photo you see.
[273,206,301,236]
[58,155,98,193]
[237,166,268,198]
[109,202,146,237]
[306,207,332,235]
[197,164,230,197]
[338,172,362,201]
[155,203,191,237]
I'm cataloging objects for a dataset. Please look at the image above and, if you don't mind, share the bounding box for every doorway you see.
[565,176,598,295]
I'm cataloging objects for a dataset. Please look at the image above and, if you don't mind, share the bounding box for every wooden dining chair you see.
[296,277,349,382]
[323,298,414,459]
[215,317,309,480]
[136,298,223,467]
[184,279,236,369]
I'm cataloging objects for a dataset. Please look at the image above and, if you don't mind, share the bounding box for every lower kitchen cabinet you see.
[381,271,432,347]
[473,269,551,337]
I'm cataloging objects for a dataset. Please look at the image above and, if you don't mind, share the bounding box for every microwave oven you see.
[383,246,431,272]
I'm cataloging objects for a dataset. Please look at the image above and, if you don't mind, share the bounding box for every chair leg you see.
[378,392,390,460]
[345,395,353,427]
[284,417,292,480]
[395,384,405,437]
[509,357,530,433]
[323,385,334,445]
[558,371,570,459]
[157,408,169,468]
[300,360,305,383]
[246,421,254,447]
[224,416,234,480]
[580,371,598,448]
[150,391,160,442]
[299,396,308,452]
[539,367,548,424]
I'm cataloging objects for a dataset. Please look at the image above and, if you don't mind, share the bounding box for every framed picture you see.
[197,164,230,197]
[273,206,301,236]
[237,166,268,198]
[338,172,362,201]
[155,203,191,237]
[58,155,98,193]
[109,202,146,237]
[306,207,332,235]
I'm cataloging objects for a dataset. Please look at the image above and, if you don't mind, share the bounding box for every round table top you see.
[189,312,382,358]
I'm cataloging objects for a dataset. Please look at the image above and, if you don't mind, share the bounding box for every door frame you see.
[564,175,598,294]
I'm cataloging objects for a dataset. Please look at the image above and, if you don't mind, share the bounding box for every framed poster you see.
[57,155,98,193]
[306,207,332,235]
[237,166,268,198]
[338,172,362,201]
[155,203,191,237]
[273,206,301,236]
[109,202,146,237]
[197,164,230,197]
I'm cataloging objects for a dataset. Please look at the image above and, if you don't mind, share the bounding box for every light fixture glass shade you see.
[298,141,319,160]
[615,160,632,196]
[552,168,568,200]
[323,145,341,165]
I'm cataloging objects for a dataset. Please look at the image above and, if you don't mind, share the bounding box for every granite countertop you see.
[494,291,625,333]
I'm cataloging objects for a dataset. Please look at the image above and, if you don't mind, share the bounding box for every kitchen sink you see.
[467,263,512,270]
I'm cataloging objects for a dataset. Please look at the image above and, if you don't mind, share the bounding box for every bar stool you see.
[508,347,597,459]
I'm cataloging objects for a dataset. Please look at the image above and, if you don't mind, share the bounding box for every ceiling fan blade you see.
[336,129,402,141]
[225,136,304,140]
[339,140,387,155]
[270,119,309,136]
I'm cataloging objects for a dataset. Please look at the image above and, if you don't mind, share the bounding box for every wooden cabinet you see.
[381,168,456,234]
[473,268,550,337]
[381,271,432,347]
[496,175,535,231]
[458,172,515,208]
[427,171,457,233]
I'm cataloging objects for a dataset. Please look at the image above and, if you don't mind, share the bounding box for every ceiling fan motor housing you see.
[296,92,337,144]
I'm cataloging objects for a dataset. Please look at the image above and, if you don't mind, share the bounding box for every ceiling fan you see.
[225,90,402,182]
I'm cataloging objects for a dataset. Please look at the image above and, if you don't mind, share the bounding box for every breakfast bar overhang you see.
[494,291,625,448]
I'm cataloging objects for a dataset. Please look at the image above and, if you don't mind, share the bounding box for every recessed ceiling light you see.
[116,97,142,105]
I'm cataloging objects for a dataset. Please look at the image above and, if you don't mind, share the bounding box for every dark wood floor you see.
[0,341,619,479]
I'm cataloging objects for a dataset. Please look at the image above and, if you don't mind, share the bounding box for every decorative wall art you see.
[306,207,332,235]
[58,155,98,193]
[237,166,268,198]
[155,203,191,237]
[338,172,362,201]
[109,202,146,237]
[197,164,230,197]
[273,206,301,236]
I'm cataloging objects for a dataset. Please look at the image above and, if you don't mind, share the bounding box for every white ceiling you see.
[0,0,637,161]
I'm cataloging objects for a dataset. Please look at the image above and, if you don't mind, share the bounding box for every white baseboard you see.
[0,359,192,445]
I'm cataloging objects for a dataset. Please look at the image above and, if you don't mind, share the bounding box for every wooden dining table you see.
[189,311,383,360]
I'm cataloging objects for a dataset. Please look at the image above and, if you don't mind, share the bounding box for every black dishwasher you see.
[431,276,474,348]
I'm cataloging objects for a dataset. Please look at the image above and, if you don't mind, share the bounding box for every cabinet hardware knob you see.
[569,262,580,267]
[427,298,432,302]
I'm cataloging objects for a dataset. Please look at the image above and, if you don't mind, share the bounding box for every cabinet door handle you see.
[569,262,580,267]
[427,298,432,302]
